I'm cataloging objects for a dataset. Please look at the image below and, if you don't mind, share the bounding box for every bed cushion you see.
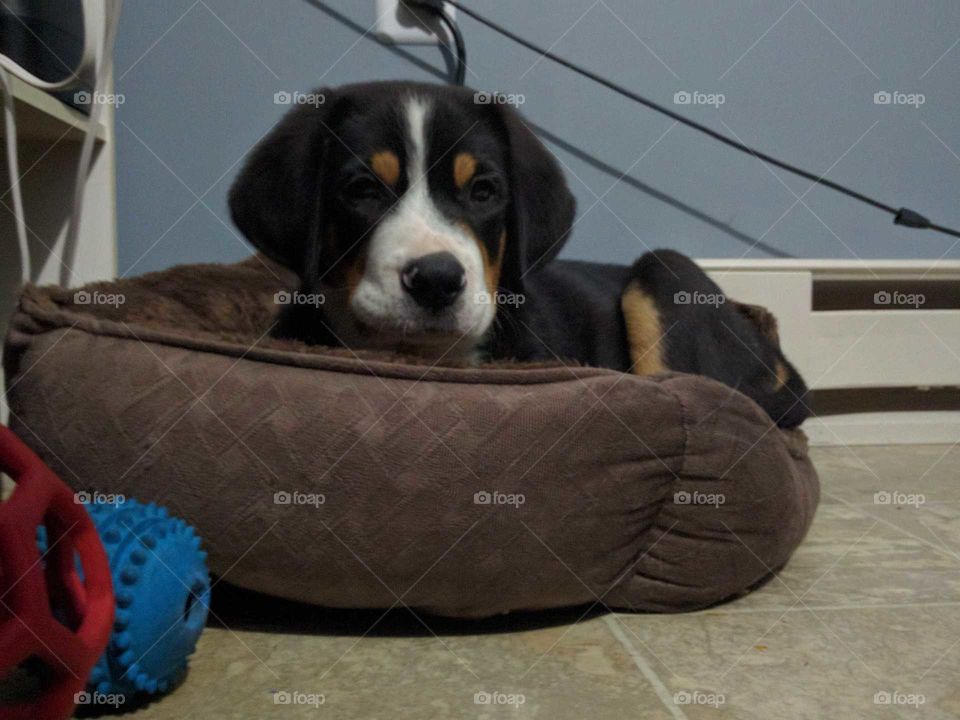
[3,257,818,618]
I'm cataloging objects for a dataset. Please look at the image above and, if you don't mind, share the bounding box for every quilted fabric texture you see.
[3,258,818,617]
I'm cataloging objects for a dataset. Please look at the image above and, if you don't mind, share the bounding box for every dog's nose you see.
[401,251,466,311]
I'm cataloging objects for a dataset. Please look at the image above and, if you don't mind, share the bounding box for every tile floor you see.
[97,445,960,718]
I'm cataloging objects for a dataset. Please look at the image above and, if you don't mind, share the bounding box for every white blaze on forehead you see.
[386,94,466,252]
[404,95,431,185]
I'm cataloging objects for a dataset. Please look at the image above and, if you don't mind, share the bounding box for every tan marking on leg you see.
[370,150,400,187]
[773,360,789,390]
[621,281,667,375]
[453,152,477,190]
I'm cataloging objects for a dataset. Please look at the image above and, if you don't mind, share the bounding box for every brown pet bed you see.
[3,257,818,618]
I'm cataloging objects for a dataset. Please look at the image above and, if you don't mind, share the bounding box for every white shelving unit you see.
[0,64,116,426]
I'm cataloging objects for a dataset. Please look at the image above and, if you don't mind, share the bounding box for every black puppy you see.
[230,81,808,428]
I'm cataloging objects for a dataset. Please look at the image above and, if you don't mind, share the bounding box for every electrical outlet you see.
[374,0,456,45]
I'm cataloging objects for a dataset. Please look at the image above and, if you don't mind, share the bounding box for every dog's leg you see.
[621,249,810,428]
[620,281,669,376]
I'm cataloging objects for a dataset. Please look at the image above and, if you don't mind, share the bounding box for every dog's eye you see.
[468,176,500,204]
[343,176,385,202]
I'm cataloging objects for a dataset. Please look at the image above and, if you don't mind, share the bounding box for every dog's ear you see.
[495,104,576,279]
[229,90,337,275]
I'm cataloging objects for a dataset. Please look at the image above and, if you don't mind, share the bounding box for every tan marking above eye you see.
[370,151,400,187]
[453,152,478,190]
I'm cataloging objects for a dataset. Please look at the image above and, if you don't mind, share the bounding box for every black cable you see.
[442,0,960,241]
[406,1,466,86]
[438,8,467,86]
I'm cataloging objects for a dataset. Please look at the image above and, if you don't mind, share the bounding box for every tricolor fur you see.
[230,81,809,427]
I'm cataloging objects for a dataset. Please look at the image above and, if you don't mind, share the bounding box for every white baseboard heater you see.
[702,259,960,446]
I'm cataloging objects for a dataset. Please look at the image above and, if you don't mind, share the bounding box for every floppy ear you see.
[495,104,576,280]
[228,90,337,275]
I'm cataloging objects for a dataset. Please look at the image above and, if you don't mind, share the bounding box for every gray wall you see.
[114,0,960,275]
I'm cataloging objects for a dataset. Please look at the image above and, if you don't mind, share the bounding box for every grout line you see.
[603,616,689,720]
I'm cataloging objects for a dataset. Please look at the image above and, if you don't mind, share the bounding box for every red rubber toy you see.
[0,424,114,720]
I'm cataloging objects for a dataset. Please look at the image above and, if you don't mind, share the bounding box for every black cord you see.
[438,8,467,86]
[442,0,960,241]
[406,1,466,86]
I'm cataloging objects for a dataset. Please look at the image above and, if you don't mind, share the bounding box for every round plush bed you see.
[3,256,818,618]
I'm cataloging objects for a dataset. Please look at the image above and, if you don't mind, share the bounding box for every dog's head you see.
[229,81,575,358]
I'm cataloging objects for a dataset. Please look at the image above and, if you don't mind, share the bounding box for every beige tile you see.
[812,444,960,507]
[119,613,675,719]
[869,502,960,555]
[611,605,960,719]
[719,503,960,612]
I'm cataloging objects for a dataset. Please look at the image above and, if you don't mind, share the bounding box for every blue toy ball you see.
[80,498,210,698]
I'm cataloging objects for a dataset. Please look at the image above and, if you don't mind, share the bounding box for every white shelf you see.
[0,48,117,427]
[0,72,108,144]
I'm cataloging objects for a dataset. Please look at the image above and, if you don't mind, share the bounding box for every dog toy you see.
[0,424,210,719]
[0,423,112,720]
[81,497,210,699]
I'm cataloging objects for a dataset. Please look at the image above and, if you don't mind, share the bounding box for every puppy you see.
[230,81,809,428]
